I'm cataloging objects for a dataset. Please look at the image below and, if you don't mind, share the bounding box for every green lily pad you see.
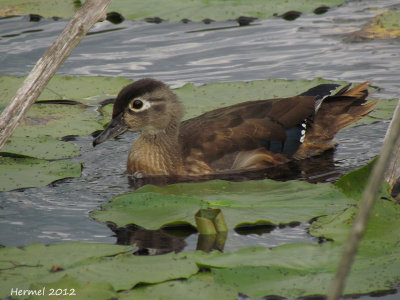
[198,193,400,298]
[91,179,353,229]
[312,187,400,244]
[0,242,135,299]
[199,162,400,298]
[64,253,198,291]
[29,276,118,300]
[12,103,103,138]
[0,242,199,299]
[208,196,400,298]
[0,75,132,106]
[0,0,345,21]
[120,275,237,300]
[356,98,398,126]
[1,136,80,160]
[0,156,81,191]
[108,0,345,22]
[0,0,78,18]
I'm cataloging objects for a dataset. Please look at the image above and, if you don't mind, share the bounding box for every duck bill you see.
[93,113,128,147]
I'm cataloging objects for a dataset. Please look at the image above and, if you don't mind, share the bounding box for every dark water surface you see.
[1,0,400,297]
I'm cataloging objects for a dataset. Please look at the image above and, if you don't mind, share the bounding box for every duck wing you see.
[179,95,317,170]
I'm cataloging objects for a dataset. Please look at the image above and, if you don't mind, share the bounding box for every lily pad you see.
[120,275,237,300]
[0,156,81,192]
[29,276,118,300]
[1,136,80,160]
[197,193,400,298]
[0,0,345,21]
[12,103,103,138]
[91,179,353,229]
[0,0,78,18]
[199,162,400,298]
[0,75,132,106]
[0,242,135,298]
[0,242,199,299]
[355,98,398,126]
[108,0,345,22]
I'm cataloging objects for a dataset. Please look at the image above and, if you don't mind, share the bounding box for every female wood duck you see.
[93,78,376,178]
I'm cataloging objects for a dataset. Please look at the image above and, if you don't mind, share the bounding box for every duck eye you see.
[130,99,143,110]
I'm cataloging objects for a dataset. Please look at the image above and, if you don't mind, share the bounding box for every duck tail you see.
[293,82,377,160]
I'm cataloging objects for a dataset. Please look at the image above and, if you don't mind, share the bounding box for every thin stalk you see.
[327,100,400,299]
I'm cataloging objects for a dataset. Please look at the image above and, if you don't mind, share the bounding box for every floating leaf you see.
[0,157,81,192]
[1,136,80,160]
[354,98,397,126]
[0,0,346,21]
[0,242,135,298]
[64,253,198,292]
[91,179,352,230]
[12,103,103,138]
[203,202,400,298]
[120,275,237,300]
[29,276,118,300]
[0,242,199,299]
[335,158,391,202]
[0,75,132,107]
[0,0,78,18]
[108,0,345,22]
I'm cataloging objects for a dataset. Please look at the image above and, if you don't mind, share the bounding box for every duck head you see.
[93,78,184,146]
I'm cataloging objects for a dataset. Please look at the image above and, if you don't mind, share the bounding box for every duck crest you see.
[93,79,377,178]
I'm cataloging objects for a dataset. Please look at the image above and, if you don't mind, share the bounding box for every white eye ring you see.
[128,98,151,111]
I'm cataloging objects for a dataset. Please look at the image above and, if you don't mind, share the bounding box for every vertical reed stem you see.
[327,100,400,299]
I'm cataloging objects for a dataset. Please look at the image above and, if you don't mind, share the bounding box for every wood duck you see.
[93,79,376,178]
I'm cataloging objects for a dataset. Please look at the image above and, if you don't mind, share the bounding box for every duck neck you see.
[127,121,183,176]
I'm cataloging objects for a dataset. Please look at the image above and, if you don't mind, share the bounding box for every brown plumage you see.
[93,78,376,177]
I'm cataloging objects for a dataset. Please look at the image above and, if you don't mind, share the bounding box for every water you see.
[0,0,400,296]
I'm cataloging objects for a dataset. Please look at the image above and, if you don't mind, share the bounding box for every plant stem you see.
[327,99,400,299]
